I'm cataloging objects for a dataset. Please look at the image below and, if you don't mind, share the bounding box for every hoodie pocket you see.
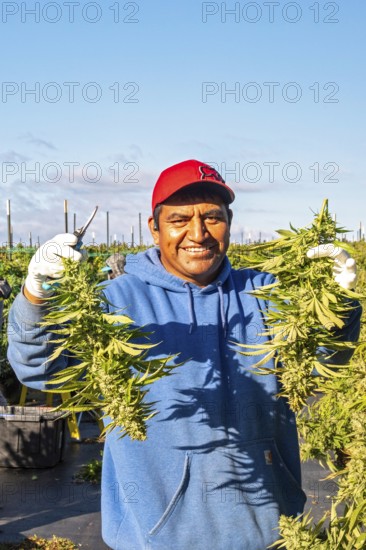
[147,439,305,550]
[148,451,191,537]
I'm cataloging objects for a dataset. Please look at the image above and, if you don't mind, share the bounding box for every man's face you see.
[148,195,232,287]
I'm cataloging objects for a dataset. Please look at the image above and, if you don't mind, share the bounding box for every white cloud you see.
[18,132,57,151]
[0,150,30,163]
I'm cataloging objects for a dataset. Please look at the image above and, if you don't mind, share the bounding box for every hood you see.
[124,247,233,334]
[125,247,232,293]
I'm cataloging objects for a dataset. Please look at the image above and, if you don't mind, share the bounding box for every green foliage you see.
[74,455,102,484]
[0,250,30,396]
[238,200,366,548]
[236,200,359,411]
[273,512,327,549]
[0,535,79,549]
[41,259,178,440]
[0,245,149,400]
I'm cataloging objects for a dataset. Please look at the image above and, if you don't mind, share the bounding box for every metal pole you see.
[139,212,142,246]
[131,226,134,248]
[106,211,109,247]
[64,200,68,233]
[6,200,12,248]
[73,213,76,232]
[6,200,12,258]
[29,232,32,248]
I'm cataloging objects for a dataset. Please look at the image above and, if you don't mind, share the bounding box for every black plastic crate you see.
[0,406,66,468]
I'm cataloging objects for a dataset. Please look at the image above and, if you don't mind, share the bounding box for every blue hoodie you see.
[7,248,361,550]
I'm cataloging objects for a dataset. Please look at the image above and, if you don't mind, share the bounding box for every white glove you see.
[25,233,86,299]
[306,244,357,290]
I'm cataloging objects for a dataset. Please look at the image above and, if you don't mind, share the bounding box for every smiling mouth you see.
[182,245,216,253]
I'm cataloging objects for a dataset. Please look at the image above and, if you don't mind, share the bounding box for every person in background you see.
[0,279,12,405]
[7,160,360,550]
[102,253,126,280]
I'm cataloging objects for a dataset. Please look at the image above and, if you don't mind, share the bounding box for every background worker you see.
[102,253,126,280]
[0,278,12,405]
[7,160,360,550]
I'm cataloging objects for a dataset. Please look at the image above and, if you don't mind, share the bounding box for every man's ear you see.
[228,209,233,228]
[148,216,160,245]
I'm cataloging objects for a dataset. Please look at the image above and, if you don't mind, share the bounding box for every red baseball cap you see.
[151,159,235,212]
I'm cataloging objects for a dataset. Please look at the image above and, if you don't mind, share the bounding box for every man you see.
[7,160,360,550]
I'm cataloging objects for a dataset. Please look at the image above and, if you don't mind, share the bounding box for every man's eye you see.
[205,216,222,223]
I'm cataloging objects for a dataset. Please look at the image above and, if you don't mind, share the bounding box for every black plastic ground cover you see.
[0,420,110,549]
[0,417,334,550]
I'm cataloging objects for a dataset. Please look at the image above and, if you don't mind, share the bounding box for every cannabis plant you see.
[238,200,366,548]
[237,199,359,411]
[42,259,177,441]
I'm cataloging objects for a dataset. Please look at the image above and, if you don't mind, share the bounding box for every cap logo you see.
[199,165,225,184]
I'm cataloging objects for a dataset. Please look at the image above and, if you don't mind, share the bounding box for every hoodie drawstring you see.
[183,281,227,337]
[217,281,227,337]
[183,282,195,334]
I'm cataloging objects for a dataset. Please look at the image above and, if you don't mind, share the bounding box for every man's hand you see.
[25,233,86,302]
[307,244,357,290]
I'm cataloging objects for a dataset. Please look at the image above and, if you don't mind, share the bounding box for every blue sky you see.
[0,1,365,246]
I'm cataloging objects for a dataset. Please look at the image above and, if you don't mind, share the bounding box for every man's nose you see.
[187,218,208,241]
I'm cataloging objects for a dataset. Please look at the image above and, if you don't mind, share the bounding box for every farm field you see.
[0,237,365,548]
